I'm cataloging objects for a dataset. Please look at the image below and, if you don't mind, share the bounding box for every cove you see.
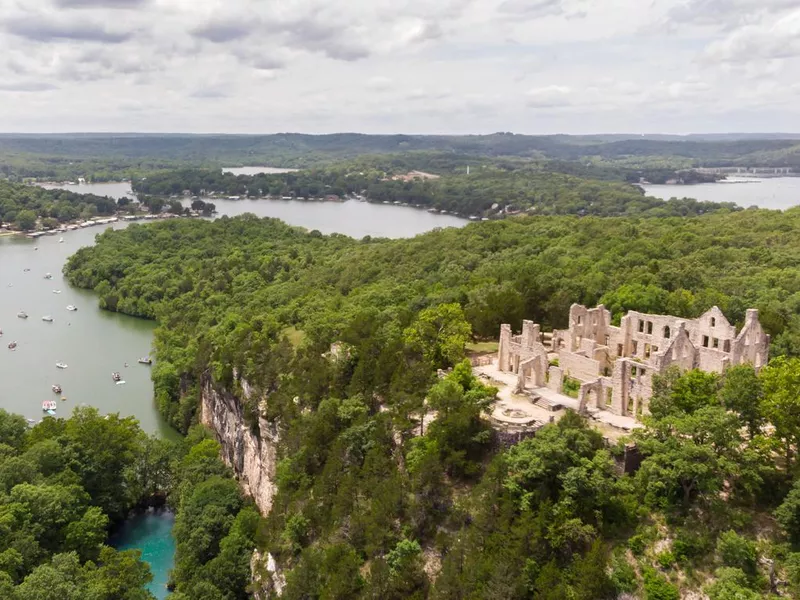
[109,510,176,600]
[642,176,800,210]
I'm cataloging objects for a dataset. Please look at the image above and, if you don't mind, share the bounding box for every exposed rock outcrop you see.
[200,374,279,515]
[251,550,286,599]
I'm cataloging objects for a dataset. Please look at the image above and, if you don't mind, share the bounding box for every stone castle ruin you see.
[498,304,769,420]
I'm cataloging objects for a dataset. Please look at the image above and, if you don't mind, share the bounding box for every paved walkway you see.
[474,359,641,438]
[475,363,559,426]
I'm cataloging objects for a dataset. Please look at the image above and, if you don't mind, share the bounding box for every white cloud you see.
[0,0,797,133]
[704,9,800,62]
[526,85,571,108]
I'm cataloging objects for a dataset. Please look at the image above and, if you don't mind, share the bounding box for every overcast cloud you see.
[0,0,798,133]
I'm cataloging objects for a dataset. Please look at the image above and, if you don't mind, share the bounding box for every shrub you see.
[704,567,760,600]
[610,552,638,595]
[562,376,581,398]
[776,480,800,545]
[656,551,675,570]
[643,567,679,600]
[673,529,712,563]
[716,530,757,574]
[628,534,647,556]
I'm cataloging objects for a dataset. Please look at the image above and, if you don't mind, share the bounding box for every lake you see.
[222,166,298,176]
[3,183,466,436]
[642,177,800,210]
[37,181,467,238]
[194,197,466,238]
[0,224,171,436]
[39,181,136,200]
[110,510,175,600]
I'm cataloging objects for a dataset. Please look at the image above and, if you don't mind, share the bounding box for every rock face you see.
[251,550,286,599]
[200,375,279,515]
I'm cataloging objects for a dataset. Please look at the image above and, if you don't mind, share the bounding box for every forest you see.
[0,407,258,600]
[2,133,800,181]
[132,164,735,218]
[0,181,120,231]
[62,210,800,598]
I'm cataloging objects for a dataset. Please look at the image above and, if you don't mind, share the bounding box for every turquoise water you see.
[110,510,176,599]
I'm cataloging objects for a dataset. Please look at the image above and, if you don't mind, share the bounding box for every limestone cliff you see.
[200,375,279,515]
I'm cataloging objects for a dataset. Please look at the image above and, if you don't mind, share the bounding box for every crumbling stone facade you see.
[498,304,770,419]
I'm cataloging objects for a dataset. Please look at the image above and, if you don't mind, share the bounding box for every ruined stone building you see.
[497,304,769,419]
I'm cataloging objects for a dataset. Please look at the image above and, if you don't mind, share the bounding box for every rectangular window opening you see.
[647,321,653,335]
[644,343,651,359]
[712,338,719,349]
[638,320,644,333]
[617,343,623,356]
[702,335,709,348]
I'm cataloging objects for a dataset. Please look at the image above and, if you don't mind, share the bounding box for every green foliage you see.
[0,180,119,229]
[761,357,800,471]
[169,430,260,600]
[786,552,800,597]
[704,567,761,600]
[0,408,182,598]
[716,530,757,574]
[719,365,764,439]
[642,567,679,600]
[656,550,676,569]
[55,204,800,598]
[131,161,738,219]
[635,370,765,509]
[609,551,638,594]
[403,304,471,370]
[776,479,800,546]
[562,376,581,398]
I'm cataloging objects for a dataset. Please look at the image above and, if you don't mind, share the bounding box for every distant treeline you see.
[133,163,737,218]
[2,132,800,172]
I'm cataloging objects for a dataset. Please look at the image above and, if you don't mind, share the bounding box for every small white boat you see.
[56,362,68,369]
[52,384,62,394]
[42,316,54,323]
[138,357,153,365]
[17,311,28,319]
[42,400,57,412]
[66,305,77,312]
[59,237,64,243]
[44,273,52,280]
[116,380,126,385]
[53,290,61,294]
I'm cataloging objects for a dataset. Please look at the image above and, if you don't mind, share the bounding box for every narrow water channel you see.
[109,510,176,600]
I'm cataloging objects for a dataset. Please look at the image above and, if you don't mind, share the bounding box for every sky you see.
[0,0,799,134]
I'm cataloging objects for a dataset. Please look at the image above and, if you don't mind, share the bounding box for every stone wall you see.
[559,350,600,382]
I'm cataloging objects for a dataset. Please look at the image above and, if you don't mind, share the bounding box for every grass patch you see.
[466,340,498,354]
[283,326,307,348]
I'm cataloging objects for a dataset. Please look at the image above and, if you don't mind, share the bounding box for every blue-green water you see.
[110,511,176,599]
